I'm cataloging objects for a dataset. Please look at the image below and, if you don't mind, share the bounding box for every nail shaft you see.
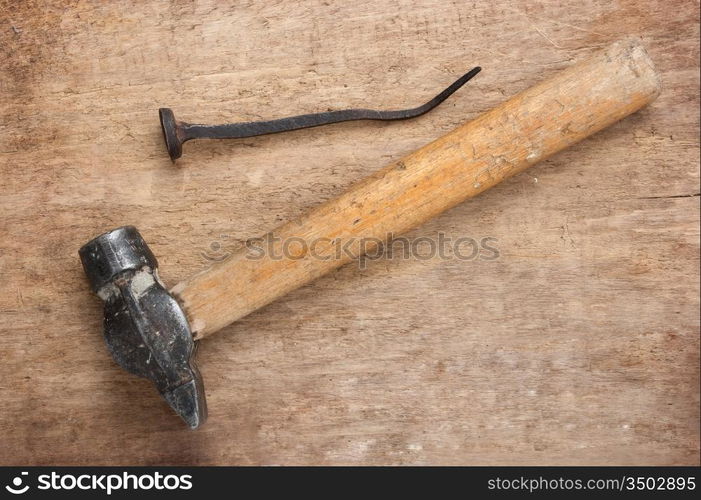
[160,66,481,161]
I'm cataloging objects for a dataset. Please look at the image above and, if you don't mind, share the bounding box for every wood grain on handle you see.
[173,37,661,339]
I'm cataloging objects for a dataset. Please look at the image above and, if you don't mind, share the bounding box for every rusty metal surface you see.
[79,227,207,429]
[160,66,481,160]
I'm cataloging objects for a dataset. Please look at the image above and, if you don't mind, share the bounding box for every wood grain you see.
[0,0,698,465]
[177,37,662,339]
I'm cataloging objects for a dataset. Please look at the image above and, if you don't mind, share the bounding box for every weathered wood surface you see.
[0,0,698,465]
[178,38,663,339]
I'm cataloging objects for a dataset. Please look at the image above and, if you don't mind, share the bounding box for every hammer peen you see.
[80,38,660,428]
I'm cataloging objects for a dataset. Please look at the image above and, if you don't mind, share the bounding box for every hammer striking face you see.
[79,227,206,428]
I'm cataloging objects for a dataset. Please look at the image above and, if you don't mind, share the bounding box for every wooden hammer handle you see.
[173,37,660,339]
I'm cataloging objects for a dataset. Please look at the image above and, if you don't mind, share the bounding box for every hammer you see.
[80,38,660,428]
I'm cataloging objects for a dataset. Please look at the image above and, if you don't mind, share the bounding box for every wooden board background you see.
[0,0,698,465]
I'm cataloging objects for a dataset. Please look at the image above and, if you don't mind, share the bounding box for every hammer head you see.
[79,226,207,429]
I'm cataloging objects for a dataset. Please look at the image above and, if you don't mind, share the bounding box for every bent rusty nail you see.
[159,66,481,161]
